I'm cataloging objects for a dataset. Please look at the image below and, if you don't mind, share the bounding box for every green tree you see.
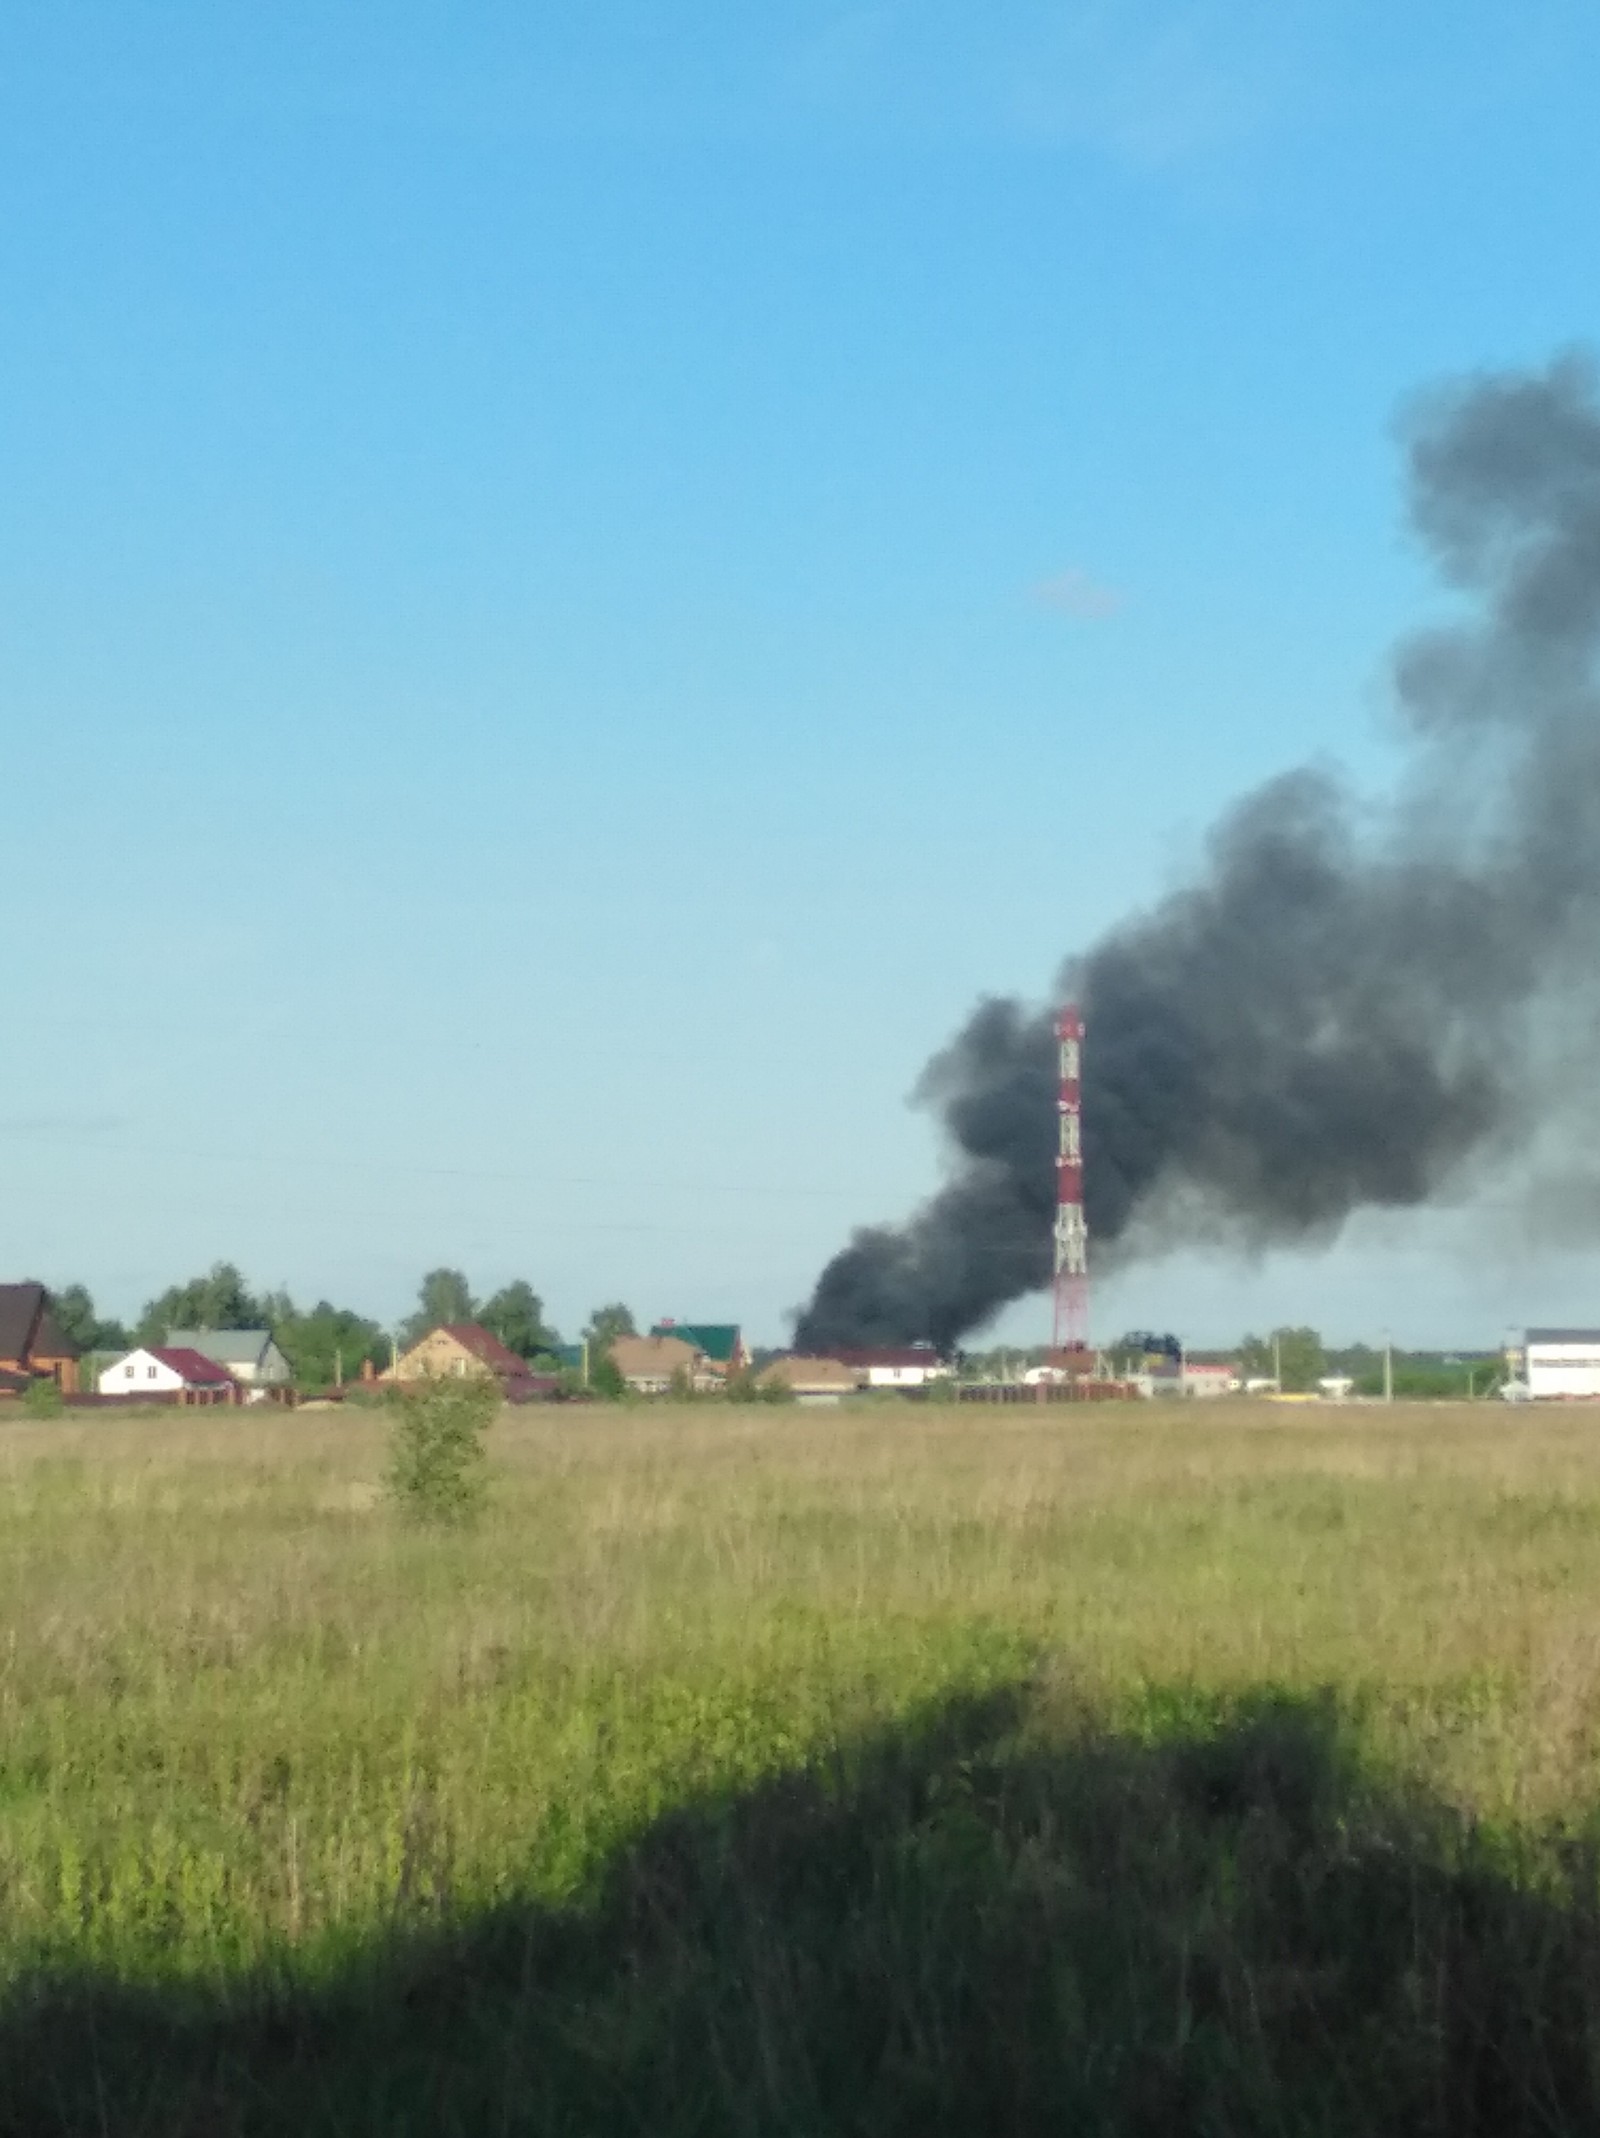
[46,1284,129,1353]
[588,1353,627,1400]
[479,1281,559,1362]
[582,1302,635,1355]
[1240,1327,1326,1392]
[21,1376,65,1419]
[403,1269,477,1347]
[384,1376,497,1526]
[273,1299,387,1391]
[137,1263,266,1346]
[1238,1333,1272,1380]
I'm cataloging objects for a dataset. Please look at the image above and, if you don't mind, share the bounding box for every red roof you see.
[438,1324,528,1376]
[147,1346,235,1386]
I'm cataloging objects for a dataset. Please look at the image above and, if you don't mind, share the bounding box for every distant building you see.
[650,1322,748,1377]
[1183,1363,1240,1398]
[758,1355,857,1405]
[99,1346,237,1404]
[0,1282,81,1396]
[610,1332,714,1394]
[1524,1329,1600,1400]
[166,1328,291,1401]
[834,1345,951,1391]
[391,1323,538,1396]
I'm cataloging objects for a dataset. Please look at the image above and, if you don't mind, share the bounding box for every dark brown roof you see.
[0,1283,45,1364]
[0,1283,81,1365]
[31,1308,75,1361]
[0,1282,44,1362]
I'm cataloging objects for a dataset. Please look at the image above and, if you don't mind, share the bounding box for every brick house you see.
[0,1282,81,1396]
[649,1322,748,1379]
[610,1332,715,1394]
[390,1323,552,1400]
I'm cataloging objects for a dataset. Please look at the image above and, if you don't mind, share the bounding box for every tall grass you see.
[5,1401,1600,2131]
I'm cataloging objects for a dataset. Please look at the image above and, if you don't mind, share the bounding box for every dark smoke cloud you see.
[795,354,1600,1352]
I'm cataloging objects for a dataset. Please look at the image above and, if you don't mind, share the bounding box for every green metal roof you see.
[166,1328,280,1367]
[650,1322,742,1363]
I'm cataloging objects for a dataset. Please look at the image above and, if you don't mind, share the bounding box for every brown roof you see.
[759,1355,857,1394]
[0,1283,78,1367]
[610,1333,701,1380]
[436,1323,528,1376]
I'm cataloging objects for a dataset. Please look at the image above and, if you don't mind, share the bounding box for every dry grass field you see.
[6,1398,1600,2133]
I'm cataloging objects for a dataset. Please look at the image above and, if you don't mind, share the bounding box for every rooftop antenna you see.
[1052,1004,1089,1358]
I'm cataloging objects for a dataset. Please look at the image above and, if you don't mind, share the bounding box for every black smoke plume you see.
[795,354,1600,1353]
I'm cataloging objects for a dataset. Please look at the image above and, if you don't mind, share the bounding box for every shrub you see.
[384,1375,498,1525]
[726,1367,797,1405]
[21,1377,65,1419]
[588,1354,627,1401]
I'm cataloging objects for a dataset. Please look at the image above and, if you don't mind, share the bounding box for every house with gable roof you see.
[611,1331,717,1394]
[98,1346,239,1404]
[649,1321,747,1380]
[390,1322,554,1401]
[0,1282,81,1396]
[166,1328,292,1402]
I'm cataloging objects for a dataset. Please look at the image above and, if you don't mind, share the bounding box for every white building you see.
[1524,1329,1600,1400]
[835,1346,952,1390]
[1182,1363,1240,1398]
[166,1328,291,1400]
[98,1346,237,1403]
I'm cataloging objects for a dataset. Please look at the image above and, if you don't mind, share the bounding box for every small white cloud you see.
[1032,567,1124,620]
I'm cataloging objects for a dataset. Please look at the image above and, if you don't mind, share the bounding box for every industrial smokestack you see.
[794,353,1600,1354]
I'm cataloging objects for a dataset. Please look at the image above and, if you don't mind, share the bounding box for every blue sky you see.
[5,0,1600,1347]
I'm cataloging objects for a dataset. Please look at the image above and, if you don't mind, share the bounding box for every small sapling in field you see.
[384,1374,498,1524]
[21,1377,65,1419]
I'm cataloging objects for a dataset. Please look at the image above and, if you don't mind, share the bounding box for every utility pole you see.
[1382,1331,1393,1405]
[1272,1330,1282,1393]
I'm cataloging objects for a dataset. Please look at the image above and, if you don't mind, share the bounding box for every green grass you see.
[5,1400,1600,2132]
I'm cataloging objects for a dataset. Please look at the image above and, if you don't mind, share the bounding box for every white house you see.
[1524,1329,1600,1400]
[835,1346,952,1390]
[1183,1362,1241,1398]
[98,1346,238,1403]
[166,1328,291,1400]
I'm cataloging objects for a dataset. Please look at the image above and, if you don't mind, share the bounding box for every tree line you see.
[43,1266,645,1394]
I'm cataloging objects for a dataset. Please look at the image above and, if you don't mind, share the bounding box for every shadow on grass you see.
[6,1682,1600,2136]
